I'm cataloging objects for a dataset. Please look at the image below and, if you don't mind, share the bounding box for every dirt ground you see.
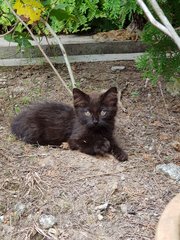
[0,61,179,240]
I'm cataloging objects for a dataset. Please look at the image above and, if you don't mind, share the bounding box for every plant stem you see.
[136,0,180,49]
[42,19,76,88]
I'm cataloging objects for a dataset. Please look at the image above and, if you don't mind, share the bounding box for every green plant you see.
[103,0,142,28]
[131,90,139,97]
[0,0,143,38]
[0,1,16,33]
[21,96,31,104]
[136,0,180,85]
[14,104,20,114]
[136,25,180,84]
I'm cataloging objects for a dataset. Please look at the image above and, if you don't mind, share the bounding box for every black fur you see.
[11,87,128,161]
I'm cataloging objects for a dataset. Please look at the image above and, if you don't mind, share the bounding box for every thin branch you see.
[136,0,171,36]
[42,19,76,88]
[149,0,180,49]
[136,0,180,49]
[4,0,72,95]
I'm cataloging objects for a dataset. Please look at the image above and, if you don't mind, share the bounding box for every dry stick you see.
[42,19,76,88]
[5,0,72,95]
[33,222,51,239]
[136,0,180,49]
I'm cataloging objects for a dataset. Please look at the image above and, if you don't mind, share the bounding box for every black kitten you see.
[11,87,128,161]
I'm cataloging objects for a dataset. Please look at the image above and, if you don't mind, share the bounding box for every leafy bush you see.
[0,0,143,49]
[0,1,16,32]
[0,0,142,35]
[103,0,142,28]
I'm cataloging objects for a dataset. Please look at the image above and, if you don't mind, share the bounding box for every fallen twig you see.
[24,172,49,197]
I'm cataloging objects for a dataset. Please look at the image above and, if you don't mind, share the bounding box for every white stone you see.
[156,163,180,182]
[120,204,128,214]
[121,175,125,181]
[39,214,57,229]
[97,213,104,221]
[95,202,109,211]
[0,215,4,223]
[111,66,125,72]
[14,202,26,215]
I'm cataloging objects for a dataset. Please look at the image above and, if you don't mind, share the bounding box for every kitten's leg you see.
[69,137,98,155]
[77,137,110,156]
[94,138,110,155]
[110,139,128,161]
[68,138,95,155]
[69,136,110,156]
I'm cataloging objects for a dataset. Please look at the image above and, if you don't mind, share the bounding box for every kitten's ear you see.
[73,88,90,107]
[100,87,118,107]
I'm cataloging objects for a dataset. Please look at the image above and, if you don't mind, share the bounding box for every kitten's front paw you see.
[94,139,110,155]
[68,139,79,150]
[112,148,128,161]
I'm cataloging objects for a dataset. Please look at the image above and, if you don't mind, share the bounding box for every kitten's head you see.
[73,87,118,128]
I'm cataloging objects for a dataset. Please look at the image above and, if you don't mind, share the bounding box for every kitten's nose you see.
[93,119,98,125]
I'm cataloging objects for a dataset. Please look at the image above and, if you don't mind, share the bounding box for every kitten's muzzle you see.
[93,119,98,125]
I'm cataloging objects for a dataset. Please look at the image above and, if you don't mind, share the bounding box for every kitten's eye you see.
[84,111,91,116]
[100,110,106,116]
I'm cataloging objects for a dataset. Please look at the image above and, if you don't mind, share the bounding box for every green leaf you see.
[4,33,32,48]
[50,8,76,21]
[41,0,52,7]
[4,34,14,42]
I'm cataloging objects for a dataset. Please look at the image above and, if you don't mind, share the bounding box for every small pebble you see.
[95,202,109,211]
[153,213,159,216]
[39,214,57,229]
[0,215,4,223]
[97,213,104,221]
[120,204,128,214]
[111,66,125,72]
[14,202,26,216]
[121,176,125,181]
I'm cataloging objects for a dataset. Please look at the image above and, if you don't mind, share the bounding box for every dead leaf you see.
[171,141,180,152]
[60,142,70,150]
[143,154,153,161]
[159,133,170,141]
